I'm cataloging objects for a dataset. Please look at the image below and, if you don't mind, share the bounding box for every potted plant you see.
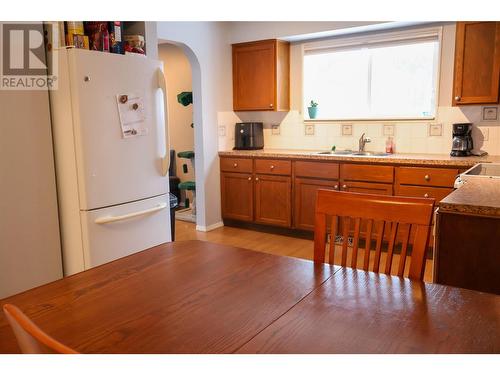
[308,100,318,119]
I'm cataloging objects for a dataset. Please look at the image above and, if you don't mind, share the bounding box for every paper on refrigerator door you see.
[116,94,148,138]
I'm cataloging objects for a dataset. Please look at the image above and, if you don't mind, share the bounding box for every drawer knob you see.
[248,177,252,181]
[269,103,273,108]
[334,185,339,190]
[424,193,429,198]
[255,177,259,181]
[455,96,461,101]
[424,174,430,181]
[270,165,275,170]
[233,163,238,168]
[342,184,347,189]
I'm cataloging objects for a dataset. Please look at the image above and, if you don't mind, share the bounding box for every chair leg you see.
[191,190,196,216]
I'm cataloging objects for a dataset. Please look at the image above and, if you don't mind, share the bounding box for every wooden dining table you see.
[0,240,498,353]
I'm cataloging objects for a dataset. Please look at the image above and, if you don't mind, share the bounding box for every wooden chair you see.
[314,190,435,280]
[2,304,78,354]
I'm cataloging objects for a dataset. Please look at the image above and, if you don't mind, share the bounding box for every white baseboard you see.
[196,221,224,232]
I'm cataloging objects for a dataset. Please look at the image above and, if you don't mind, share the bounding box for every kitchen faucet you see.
[359,133,371,152]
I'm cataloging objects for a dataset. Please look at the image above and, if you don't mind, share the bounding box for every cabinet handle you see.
[255,177,259,181]
[270,165,275,170]
[424,174,430,181]
[233,163,238,168]
[342,184,347,189]
[334,185,339,190]
[248,177,252,181]
[455,96,461,101]
[424,193,429,198]
[269,103,273,108]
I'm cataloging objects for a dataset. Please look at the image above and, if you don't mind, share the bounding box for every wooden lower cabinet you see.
[294,178,339,230]
[220,157,461,249]
[340,181,393,195]
[435,210,500,294]
[255,174,291,227]
[395,185,453,202]
[220,172,254,222]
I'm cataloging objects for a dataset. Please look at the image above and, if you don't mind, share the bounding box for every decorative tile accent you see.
[342,124,353,136]
[383,124,395,136]
[305,124,315,136]
[429,123,443,136]
[482,106,498,121]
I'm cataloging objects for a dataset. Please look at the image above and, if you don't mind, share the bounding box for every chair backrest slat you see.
[328,216,338,264]
[384,222,399,274]
[351,218,361,268]
[314,190,434,281]
[363,219,374,271]
[373,221,386,273]
[397,224,412,277]
[408,224,432,280]
[341,217,350,267]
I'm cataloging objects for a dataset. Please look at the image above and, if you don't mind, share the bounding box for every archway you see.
[158,40,204,230]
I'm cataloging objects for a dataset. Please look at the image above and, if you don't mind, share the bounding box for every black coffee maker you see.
[450,123,473,156]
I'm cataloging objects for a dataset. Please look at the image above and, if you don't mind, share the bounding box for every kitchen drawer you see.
[395,185,453,202]
[255,159,291,175]
[295,161,339,180]
[396,167,459,188]
[341,164,394,183]
[220,157,253,173]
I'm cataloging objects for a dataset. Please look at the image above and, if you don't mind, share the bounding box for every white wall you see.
[157,22,233,230]
[219,22,500,156]
[226,21,384,43]
[158,44,195,186]
[0,23,62,298]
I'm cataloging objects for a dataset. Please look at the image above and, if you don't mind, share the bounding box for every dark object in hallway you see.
[169,149,181,203]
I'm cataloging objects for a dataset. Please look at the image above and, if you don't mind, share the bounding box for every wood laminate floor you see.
[175,221,434,283]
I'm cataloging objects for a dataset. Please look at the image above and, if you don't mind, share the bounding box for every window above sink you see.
[302,27,442,121]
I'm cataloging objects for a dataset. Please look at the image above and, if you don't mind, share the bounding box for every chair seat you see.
[178,181,196,191]
[178,151,195,159]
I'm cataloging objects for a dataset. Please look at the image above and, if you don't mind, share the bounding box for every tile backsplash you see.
[218,105,500,155]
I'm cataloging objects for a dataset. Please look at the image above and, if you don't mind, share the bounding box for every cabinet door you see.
[453,22,500,105]
[221,172,254,222]
[233,41,275,111]
[294,178,338,231]
[255,174,291,227]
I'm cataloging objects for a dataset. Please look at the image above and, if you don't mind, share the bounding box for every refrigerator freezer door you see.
[73,194,171,275]
[67,49,169,210]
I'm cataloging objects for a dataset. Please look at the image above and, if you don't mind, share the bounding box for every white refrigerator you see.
[50,48,171,276]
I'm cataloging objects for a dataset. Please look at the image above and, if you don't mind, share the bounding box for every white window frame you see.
[301,26,443,122]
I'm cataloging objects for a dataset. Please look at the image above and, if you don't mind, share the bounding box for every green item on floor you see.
[184,198,189,208]
[177,91,193,106]
[178,151,195,159]
[178,181,196,191]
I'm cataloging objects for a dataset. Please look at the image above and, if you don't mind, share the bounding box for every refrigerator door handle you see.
[157,68,170,176]
[94,203,168,224]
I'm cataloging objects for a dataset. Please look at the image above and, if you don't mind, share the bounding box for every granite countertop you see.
[218,149,500,168]
[439,178,500,217]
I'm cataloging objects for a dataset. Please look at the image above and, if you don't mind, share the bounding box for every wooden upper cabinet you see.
[453,22,500,105]
[232,39,290,111]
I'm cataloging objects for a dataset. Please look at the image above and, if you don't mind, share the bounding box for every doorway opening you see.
[158,43,197,225]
